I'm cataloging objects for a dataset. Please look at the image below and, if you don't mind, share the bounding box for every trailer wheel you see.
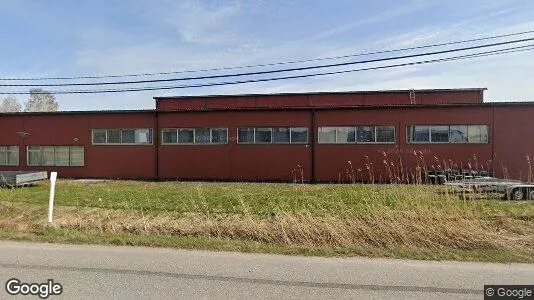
[529,189,534,200]
[511,188,526,200]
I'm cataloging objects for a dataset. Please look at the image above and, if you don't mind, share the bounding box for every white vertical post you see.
[47,172,58,225]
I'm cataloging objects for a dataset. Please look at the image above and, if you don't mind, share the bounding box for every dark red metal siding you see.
[314,107,493,182]
[158,110,311,181]
[493,106,534,181]
[232,111,312,181]
[158,111,233,180]
[156,90,484,111]
[0,113,156,179]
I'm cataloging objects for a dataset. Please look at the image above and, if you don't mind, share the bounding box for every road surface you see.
[0,241,533,299]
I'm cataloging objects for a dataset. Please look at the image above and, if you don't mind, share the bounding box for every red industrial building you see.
[1,88,533,182]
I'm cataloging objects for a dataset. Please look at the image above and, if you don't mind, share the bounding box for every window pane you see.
[92,129,106,144]
[336,127,355,143]
[356,126,375,143]
[55,146,70,166]
[42,146,55,166]
[162,129,177,144]
[255,128,272,143]
[7,149,18,165]
[211,128,228,144]
[121,129,136,144]
[135,129,151,144]
[410,126,429,143]
[468,125,488,143]
[318,127,336,143]
[107,129,120,144]
[273,127,290,143]
[376,126,395,143]
[450,125,468,143]
[178,129,194,143]
[70,146,85,166]
[290,127,308,144]
[195,128,211,144]
[430,126,449,142]
[238,128,254,143]
[0,147,6,165]
[27,146,41,166]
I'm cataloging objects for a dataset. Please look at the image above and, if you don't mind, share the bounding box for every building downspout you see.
[311,108,316,183]
[154,110,159,180]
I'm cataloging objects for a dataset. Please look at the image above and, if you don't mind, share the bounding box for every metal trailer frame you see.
[0,171,48,187]
[444,177,534,200]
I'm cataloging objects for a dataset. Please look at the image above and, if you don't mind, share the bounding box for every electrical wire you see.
[2,37,534,87]
[2,43,532,95]
[2,29,534,81]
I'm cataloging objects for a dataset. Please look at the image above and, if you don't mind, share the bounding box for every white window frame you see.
[161,128,229,145]
[26,146,85,167]
[237,127,309,145]
[92,128,153,145]
[407,125,489,144]
[318,126,396,144]
[0,146,19,166]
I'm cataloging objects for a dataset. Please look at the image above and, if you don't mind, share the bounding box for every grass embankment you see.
[1,180,533,263]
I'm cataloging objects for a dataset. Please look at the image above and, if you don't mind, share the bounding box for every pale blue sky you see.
[1,0,533,110]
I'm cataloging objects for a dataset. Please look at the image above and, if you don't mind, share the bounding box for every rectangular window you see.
[238,127,309,144]
[195,128,211,144]
[318,127,337,143]
[211,128,228,144]
[356,126,375,143]
[121,129,136,144]
[376,126,395,143]
[0,146,19,166]
[290,127,308,144]
[273,127,290,143]
[336,127,355,143]
[54,146,70,166]
[408,125,489,144]
[92,129,153,145]
[162,129,178,144]
[319,126,395,144]
[238,128,255,143]
[162,128,228,145]
[468,125,489,143]
[430,126,449,142]
[255,128,272,143]
[410,126,430,143]
[178,129,194,144]
[27,146,85,167]
[70,146,85,166]
[450,125,468,143]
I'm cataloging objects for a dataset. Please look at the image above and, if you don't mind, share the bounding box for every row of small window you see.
[408,125,488,143]
[0,146,84,167]
[162,128,228,144]
[237,127,308,144]
[160,127,309,144]
[92,129,153,145]
[317,125,489,144]
[88,125,488,146]
[318,126,395,144]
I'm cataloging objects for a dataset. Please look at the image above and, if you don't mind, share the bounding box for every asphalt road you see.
[0,241,533,299]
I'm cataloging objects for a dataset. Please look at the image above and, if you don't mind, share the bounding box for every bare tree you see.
[24,88,59,112]
[0,96,22,112]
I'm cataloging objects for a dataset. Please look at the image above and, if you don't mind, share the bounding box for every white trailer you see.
[0,171,48,187]
[445,177,534,200]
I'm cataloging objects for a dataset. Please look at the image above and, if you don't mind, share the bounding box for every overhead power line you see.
[2,29,534,81]
[2,43,532,95]
[2,36,534,88]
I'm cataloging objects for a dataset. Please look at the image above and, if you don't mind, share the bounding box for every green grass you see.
[1,180,533,263]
